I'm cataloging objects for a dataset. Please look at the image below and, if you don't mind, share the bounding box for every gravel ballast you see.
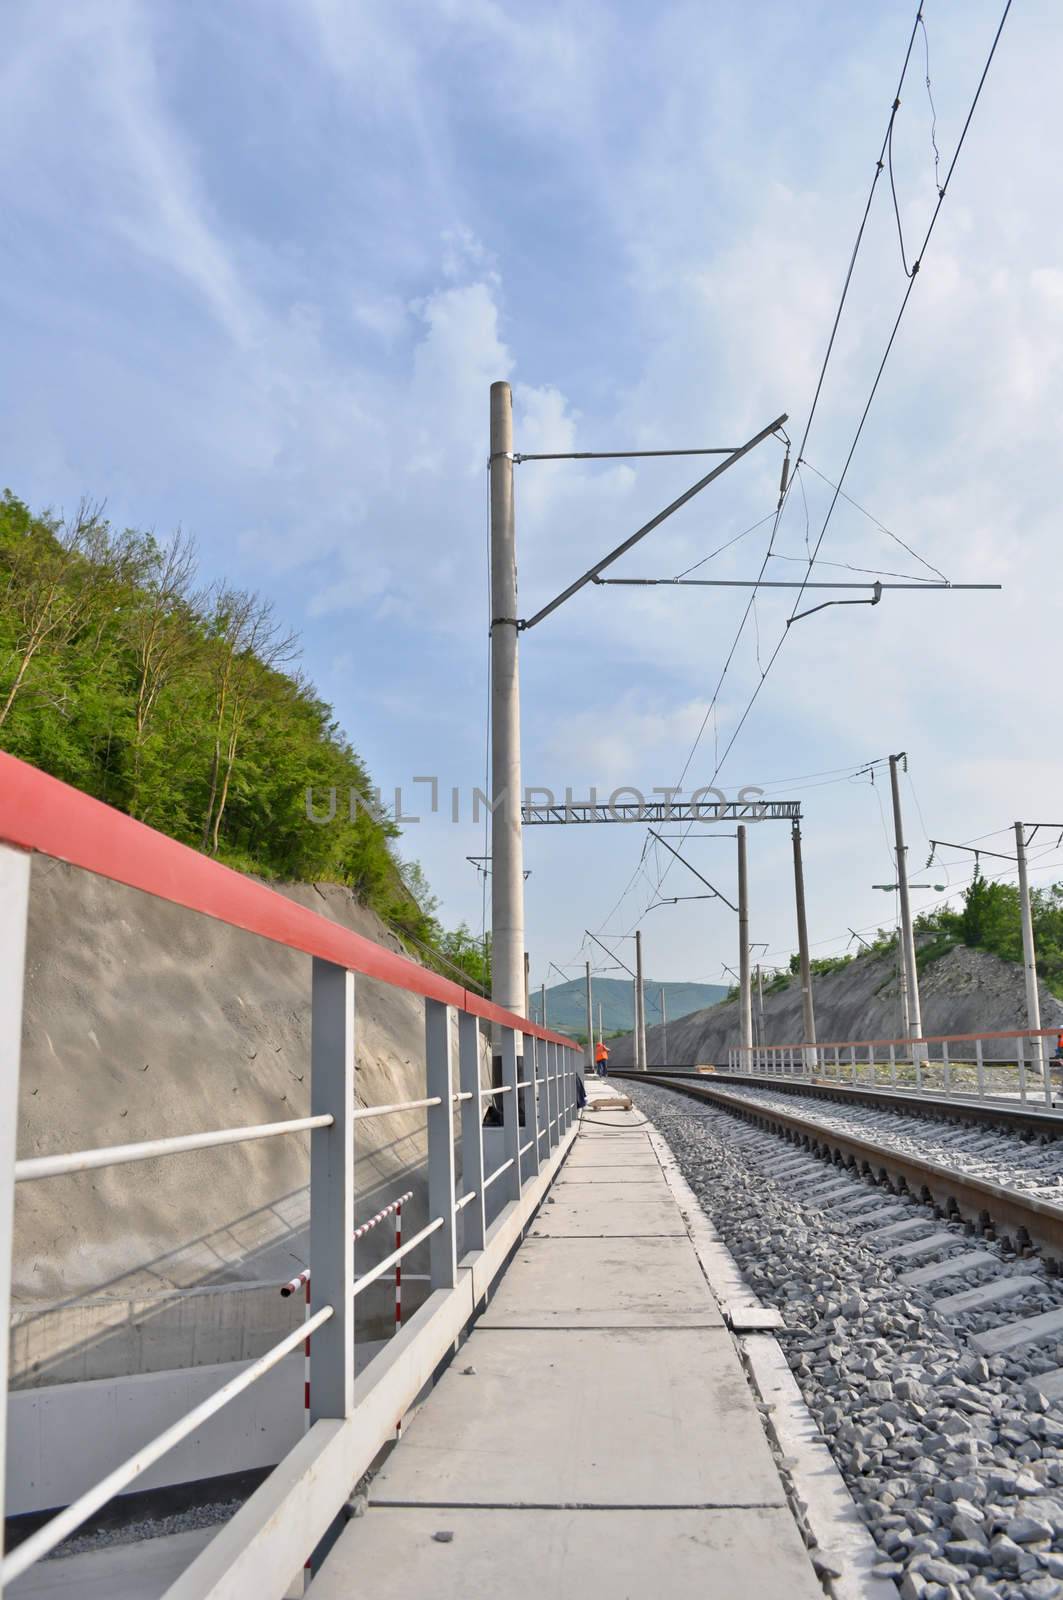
[627,1080,1063,1600]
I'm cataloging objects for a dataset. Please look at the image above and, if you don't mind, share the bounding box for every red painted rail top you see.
[0,752,576,1049]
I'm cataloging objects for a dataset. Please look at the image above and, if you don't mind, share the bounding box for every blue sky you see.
[3,0,1060,994]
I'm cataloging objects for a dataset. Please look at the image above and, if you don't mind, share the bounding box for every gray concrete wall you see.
[13,859,486,1378]
[6,1341,387,1518]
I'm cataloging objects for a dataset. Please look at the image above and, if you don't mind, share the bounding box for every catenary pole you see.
[791,823,817,1071]
[635,928,647,1072]
[489,382,526,1032]
[737,825,752,1065]
[888,754,923,1051]
[660,986,667,1067]
[756,963,765,1061]
[585,962,594,1077]
[1015,821,1044,1078]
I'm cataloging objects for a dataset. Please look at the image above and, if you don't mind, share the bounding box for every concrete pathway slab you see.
[478,1235,724,1328]
[565,1146,660,1169]
[529,1191,687,1237]
[555,1173,670,1187]
[371,1326,785,1508]
[307,1506,823,1600]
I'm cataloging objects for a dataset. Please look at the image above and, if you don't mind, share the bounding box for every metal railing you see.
[0,751,581,1596]
[726,1026,1062,1107]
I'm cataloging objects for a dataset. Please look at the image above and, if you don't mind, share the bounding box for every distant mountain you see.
[529,976,728,1035]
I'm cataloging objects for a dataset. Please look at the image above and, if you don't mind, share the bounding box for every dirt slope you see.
[607,944,1063,1068]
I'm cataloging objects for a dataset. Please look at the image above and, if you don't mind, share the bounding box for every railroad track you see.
[624,1074,1063,1595]
[619,1071,1063,1266]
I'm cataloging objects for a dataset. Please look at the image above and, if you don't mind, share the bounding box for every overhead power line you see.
[588,0,1012,944]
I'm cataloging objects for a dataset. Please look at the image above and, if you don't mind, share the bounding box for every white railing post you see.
[0,846,30,1587]
[535,1036,549,1157]
[309,957,355,1423]
[1044,1033,1054,1108]
[523,1036,540,1181]
[976,1035,985,1099]
[1016,1033,1027,1104]
[425,1000,457,1290]
[942,1039,950,1095]
[545,1041,557,1147]
[500,1027,522,1202]
[458,1011,485,1256]
[889,1043,896,1088]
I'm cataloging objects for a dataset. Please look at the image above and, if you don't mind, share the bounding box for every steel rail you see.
[627,1068,1063,1137]
[634,1073,1063,1261]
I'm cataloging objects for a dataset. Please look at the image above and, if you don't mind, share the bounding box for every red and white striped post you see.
[395,1199,403,1439]
[281,1189,414,1436]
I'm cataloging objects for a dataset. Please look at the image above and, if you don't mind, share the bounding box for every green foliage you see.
[913,872,1063,995]
[0,490,472,973]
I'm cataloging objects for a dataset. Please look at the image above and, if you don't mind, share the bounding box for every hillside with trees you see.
[0,490,487,988]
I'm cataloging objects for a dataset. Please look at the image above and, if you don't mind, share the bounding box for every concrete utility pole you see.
[627,934,643,1068]
[584,961,593,1077]
[791,823,817,1070]
[660,986,667,1067]
[489,381,526,1025]
[737,825,753,1064]
[598,1002,604,1050]
[635,928,648,1072]
[540,982,547,1029]
[755,964,765,1055]
[1015,822,1043,1074]
[888,754,923,1050]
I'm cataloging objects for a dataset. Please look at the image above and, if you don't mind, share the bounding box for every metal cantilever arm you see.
[520,412,787,631]
[789,580,882,626]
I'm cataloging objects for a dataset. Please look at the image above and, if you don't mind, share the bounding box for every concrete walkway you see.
[308,1081,823,1599]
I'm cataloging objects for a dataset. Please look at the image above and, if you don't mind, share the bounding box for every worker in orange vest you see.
[594,1040,610,1077]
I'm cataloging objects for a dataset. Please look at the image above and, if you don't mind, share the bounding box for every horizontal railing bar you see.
[519,1139,534,1155]
[0,752,580,1051]
[739,1024,1061,1054]
[453,1091,474,1103]
[479,1085,512,1098]
[351,1219,444,1298]
[516,1079,531,1089]
[482,1158,515,1191]
[455,1190,478,1211]
[0,1304,334,1584]
[14,1115,334,1184]
[352,1097,441,1121]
